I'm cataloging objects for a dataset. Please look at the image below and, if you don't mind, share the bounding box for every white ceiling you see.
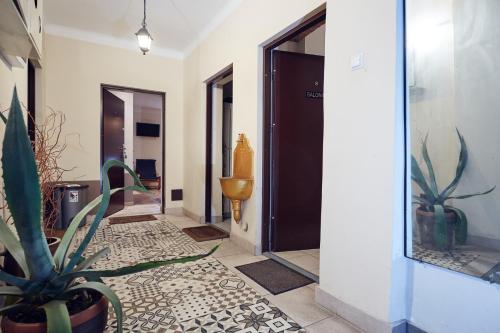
[44,0,241,58]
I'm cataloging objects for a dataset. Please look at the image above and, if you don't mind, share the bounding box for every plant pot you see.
[416,207,456,250]
[3,237,61,278]
[1,295,108,333]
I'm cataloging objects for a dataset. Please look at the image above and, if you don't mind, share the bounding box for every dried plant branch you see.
[0,106,79,229]
[34,109,75,230]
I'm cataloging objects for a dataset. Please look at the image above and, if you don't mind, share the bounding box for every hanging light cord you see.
[142,0,147,27]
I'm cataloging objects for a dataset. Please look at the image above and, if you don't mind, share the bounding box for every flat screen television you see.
[136,122,160,137]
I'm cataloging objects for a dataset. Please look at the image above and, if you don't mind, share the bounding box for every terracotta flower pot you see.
[1,296,109,333]
[416,207,456,250]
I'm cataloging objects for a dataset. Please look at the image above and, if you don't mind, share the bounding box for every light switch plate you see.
[350,52,364,71]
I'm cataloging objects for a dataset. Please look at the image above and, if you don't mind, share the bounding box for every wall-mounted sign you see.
[69,191,79,203]
[305,91,323,99]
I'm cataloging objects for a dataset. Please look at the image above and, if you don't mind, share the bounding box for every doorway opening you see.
[101,85,165,217]
[262,7,326,281]
[205,65,233,233]
[27,60,36,145]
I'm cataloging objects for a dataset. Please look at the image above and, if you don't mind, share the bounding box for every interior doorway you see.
[205,66,233,233]
[262,7,326,280]
[101,85,165,217]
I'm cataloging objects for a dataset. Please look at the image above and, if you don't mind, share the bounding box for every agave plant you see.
[0,89,217,332]
[411,129,495,249]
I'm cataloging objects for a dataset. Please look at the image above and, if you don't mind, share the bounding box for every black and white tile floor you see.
[84,217,309,332]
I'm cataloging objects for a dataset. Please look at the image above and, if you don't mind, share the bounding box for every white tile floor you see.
[116,203,161,216]
[165,214,361,333]
[214,219,231,233]
[273,249,320,276]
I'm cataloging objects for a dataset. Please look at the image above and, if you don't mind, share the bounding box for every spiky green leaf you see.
[411,156,435,200]
[446,206,467,245]
[0,216,29,277]
[42,300,71,333]
[54,185,145,271]
[2,88,54,281]
[421,135,439,196]
[433,205,448,250]
[62,160,146,274]
[447,186,496,200]
[438,129,468,201]
[0,111,7,124]
[412,195,432,206]
[66,282,122,333]
[0,270,31,290]
[55,245,219,285]
[74,247,111,271]
[0,286,23,296]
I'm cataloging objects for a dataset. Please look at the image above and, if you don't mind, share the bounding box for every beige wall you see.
[305,25,326,56]
[319,0,406,327]
[0,58,28,220]
[181,1,407,326]
[0,61,27,113]
[43,34,184,209]
[183,0,325,252]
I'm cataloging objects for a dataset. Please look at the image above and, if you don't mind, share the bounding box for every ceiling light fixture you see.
[135,0,153,55]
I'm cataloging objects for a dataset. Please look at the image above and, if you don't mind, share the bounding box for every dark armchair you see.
[136,159,161,190]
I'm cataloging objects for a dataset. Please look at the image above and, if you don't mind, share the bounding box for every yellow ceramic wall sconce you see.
[219,133,254,223]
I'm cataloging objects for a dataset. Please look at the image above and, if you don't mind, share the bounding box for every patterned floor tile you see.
[84,218,306,332]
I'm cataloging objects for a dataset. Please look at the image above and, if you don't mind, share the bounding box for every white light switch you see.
[350,52,364,71]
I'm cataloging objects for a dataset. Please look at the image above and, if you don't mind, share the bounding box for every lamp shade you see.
[136,26,152,55]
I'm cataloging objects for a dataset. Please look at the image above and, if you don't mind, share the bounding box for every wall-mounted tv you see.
[136,122,160,137]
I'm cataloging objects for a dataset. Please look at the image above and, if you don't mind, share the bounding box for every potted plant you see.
[412,129,495,250]
[1,106,75,277]
[0,89,217,332]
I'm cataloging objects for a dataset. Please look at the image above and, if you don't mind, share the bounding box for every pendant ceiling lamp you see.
[136,0,153,55]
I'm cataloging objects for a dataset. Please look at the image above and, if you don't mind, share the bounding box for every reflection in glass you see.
[406,0,500,283]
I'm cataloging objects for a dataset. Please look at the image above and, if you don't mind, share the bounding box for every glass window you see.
[406,0,500,283]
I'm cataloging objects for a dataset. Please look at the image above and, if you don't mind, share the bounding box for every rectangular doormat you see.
[235,259,313,295]
[108,214,158,225]
[482,262,500,283]
[182,225,229,242]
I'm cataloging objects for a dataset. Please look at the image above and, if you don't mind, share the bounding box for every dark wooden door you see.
[271,51,324,252]
[102,89,125,217]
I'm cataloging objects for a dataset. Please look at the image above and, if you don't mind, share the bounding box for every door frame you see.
[261,5,327,252]
[100,84,166,214]
[27,60,36,145]
[204,65,233,223]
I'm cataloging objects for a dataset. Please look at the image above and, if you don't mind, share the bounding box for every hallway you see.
[83,214,360,332]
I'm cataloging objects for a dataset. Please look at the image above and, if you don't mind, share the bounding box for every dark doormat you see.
[235,259,313,295]
[182,225,230,242]
[109,214,158,225]
[482,262,500,283]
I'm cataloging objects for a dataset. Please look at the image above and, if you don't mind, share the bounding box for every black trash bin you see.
[52,184,89,229]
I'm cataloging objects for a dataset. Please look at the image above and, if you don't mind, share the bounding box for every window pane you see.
[406,0,500,283]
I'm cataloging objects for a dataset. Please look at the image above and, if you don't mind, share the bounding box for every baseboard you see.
[164,207,184,216]
[315,286,406,333]
[182,208,204,223]
[468,235,500,252]
[211,216,224,223]
[230,232,257,255]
